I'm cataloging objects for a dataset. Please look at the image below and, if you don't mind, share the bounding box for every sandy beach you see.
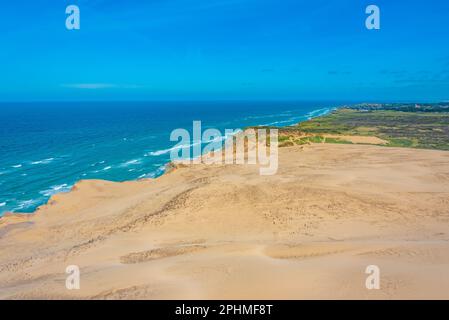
[1,142,449,299]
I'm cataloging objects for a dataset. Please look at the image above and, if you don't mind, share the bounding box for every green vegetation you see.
[273,103,449,151]
[294,137,310,145]
[276,134,354,146]
[278,135,292,143]
[349,102,449,113]
[308,135,324,143]
[324,137,353,144]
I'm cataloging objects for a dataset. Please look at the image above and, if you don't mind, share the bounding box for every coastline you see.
[2,103,449,299]
[5,101,449,218]
[2,141,449,299]
[1,104,337,217]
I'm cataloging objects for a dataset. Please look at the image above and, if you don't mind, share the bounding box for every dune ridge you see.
[1,143,449,299]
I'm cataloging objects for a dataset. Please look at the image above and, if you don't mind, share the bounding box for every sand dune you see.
[1,143,449,299]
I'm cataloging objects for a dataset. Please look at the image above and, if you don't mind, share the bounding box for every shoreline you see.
[2,141,449,299]
[4,101,449,218]
[1,104,337,217]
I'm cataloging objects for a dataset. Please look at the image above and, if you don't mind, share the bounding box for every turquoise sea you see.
[0,101,344,215]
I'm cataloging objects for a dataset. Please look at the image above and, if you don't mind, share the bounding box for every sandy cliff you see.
[1,143,449,299]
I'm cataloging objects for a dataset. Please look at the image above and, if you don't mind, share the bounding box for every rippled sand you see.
[1,143,449,299]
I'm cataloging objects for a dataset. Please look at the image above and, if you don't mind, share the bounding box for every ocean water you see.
[0,101,341,215]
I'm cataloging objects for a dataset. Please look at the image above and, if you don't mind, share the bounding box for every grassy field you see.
[275,107,449,150]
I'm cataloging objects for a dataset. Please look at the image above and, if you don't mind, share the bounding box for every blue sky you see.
[0,0,448,101]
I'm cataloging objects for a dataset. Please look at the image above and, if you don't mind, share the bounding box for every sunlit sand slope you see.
[1,144,449,299]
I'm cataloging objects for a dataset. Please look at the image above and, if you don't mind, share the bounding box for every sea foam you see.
[31,158,55,165]
[39,184,72,197]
